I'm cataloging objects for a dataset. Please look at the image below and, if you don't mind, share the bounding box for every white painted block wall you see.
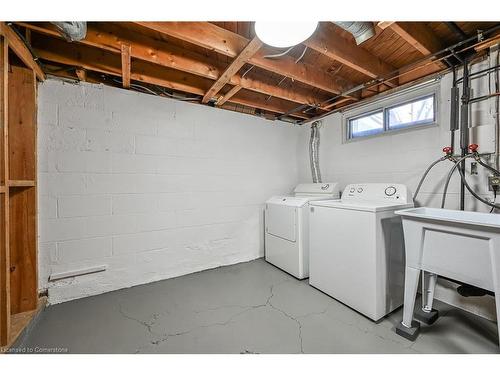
[38,78,301,304]
[297,57,500,320]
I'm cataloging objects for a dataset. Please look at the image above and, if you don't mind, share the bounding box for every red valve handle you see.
[469,144,479,153]
[442,146,453,155]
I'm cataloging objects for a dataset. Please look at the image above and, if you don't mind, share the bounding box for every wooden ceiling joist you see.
[389,22,443,56]
[135,22,244,57]
[388,22,447,69]
[227,90,309,120]
[18,22,222,78]
[304,23,397,85]
[217,85,242,106]
[133,22,355,96]
[0,23,45,80]
[19,22,327,108]
[17,21,495,121]
[236,74,327,108]
[475,33,500,51]
[202,36,262,103]
[32,34,210,96]
[322,97,357,111]
[31,34,308,121]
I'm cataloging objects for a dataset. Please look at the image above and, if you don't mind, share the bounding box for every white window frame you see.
[343,80,440,142]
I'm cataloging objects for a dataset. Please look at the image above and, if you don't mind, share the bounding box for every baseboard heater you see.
[49,265,107,282]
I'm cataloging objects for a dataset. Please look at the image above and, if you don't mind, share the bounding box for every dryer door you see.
[265,203,297,242]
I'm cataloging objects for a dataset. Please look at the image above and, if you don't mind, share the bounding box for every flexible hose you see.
[413,156,448,202]
[441,154,474,208]
[474,157,500,176]
[309,121,322,183]
[456,164,500,210]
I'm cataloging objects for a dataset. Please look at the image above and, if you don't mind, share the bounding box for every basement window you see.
[348,110,384,138]
[345,80,439,141]
[387,95,435,130]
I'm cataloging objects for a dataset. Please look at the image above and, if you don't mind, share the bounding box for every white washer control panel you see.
[342,183,411,204]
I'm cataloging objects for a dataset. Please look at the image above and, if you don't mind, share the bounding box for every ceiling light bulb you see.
[255,21,318,48]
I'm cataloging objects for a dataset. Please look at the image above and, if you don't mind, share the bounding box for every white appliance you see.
[265,183,340,279]
[309,183,413,321]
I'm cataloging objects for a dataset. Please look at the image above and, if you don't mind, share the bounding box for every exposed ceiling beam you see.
[132,22,355,96]
[202,36,262,103]
[388,22,447,69]
[304,22,397,86]
[322,97,357,110]
[227,90,309,120]
[217,85,242,106]
[18,22,221,78]
[120,44,131,89]
[32,34,209,95]
[475,33,500,52]
[31,34,308,120]
[19,22,328,108]
[235,75,327,108]
[0,23,45,80]
[136,22,244,57]
[389,22,443,56]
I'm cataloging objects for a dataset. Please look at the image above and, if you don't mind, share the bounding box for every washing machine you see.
[309,183,413,321]
[265,183,340,279]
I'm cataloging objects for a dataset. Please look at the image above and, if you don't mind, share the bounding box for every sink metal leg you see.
[415,271,439,325]
[396,266,421,341]
[495,289,500,348]
[492,246,500,348]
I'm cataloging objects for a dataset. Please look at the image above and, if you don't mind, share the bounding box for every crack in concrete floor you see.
[118,277,398,354]
[132,279,299,353]
[265,284,305,354]
[15,259,500,354]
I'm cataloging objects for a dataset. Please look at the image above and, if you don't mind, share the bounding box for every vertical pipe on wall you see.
[459,60,471,211]
[494,46,500,171]
[450,67,459,153]
[309,121,322,183]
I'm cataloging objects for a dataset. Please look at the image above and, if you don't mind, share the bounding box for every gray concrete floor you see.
[13,259,500,354]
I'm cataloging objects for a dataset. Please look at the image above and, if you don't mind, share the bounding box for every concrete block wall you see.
[38,78,301,304]
[297,55,500,320]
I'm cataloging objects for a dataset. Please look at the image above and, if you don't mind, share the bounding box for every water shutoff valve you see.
[442,146,453,156]
[468,144,479,153]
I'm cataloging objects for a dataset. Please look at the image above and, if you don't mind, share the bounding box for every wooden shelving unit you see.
[0,24,42,349]
[8,180,35,188]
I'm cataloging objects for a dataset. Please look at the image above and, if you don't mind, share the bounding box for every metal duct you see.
[51,22,87,42]
[309,121,322,183]
[334,22,375,45]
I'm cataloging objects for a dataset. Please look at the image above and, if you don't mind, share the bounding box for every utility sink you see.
[394,207,500,347]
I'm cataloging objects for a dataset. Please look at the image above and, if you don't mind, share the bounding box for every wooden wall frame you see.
[0,22,43,350]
